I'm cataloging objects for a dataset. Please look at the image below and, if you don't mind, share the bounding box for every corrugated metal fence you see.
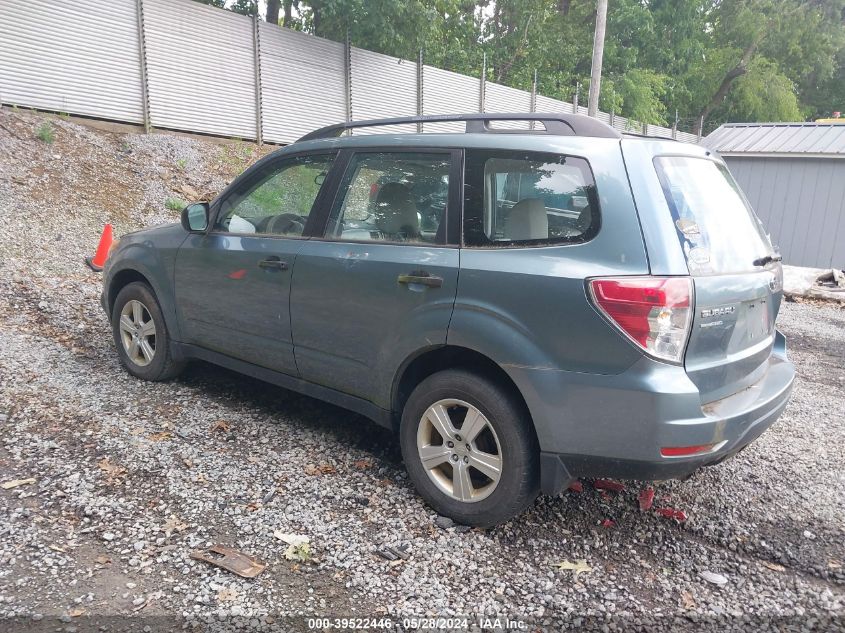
[0,0,701,145]
[724,156,845,269]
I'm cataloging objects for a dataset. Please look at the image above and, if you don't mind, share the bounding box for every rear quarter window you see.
[464,150,600,247]
[654,156,775,274]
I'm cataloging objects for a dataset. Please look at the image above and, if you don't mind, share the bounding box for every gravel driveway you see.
[1,110,843,631]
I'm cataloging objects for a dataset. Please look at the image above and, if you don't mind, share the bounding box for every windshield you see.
[654,156,775,275]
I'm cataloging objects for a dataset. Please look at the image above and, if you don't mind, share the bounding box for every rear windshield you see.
[654,156,775,274]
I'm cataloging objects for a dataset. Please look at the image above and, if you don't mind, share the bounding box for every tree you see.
[691,0,845,132]
[267,0,282,24]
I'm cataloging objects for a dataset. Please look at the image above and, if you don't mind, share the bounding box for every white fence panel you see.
[534,95,575,114]
[646,124,674,138]
[613,115,635,133]
[350,48,416,135]
[422,67,479,132]
[484,81,531,128]
[676,131,699,143]
[0,0,701,143]
[0,0,143,123]
[260,25,345,144]
[144,0,256,138]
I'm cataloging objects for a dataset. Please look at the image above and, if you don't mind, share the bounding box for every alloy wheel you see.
[416,399,503,503]
[118,299,156,367]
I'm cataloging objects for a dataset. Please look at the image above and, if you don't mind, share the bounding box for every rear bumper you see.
[508,331,795,495]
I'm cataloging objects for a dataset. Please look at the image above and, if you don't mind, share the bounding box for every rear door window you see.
[464,150,599,247]
[325,152,451,245]
[654,156,776,274]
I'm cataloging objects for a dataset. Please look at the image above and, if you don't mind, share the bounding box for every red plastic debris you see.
[655,507,688,522]
[601,519,615,528]
[638,488,655,511]
[568,481,583,493]
[594,479,625,492]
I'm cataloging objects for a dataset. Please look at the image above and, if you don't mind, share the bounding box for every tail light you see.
[588,277,693,363]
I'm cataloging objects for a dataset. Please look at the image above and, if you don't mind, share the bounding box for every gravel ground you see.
[0,109,843,632]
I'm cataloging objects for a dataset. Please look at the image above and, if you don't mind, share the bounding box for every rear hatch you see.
[653,155,782,404]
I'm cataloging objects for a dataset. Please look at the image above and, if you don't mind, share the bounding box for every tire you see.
[400,369,540,527]
[111,282,184,381]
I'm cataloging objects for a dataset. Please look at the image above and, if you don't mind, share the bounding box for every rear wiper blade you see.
[752,254,783,267]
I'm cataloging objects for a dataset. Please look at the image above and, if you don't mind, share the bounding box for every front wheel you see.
[400,369,539,527]
[111,282,184,381]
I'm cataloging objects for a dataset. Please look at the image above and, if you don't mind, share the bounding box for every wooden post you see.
[587,0,608,118]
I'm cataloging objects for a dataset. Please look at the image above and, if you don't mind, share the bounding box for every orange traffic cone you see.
[85,224,113,272]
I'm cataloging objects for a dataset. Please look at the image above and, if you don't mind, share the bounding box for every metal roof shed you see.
[702,122,845,269]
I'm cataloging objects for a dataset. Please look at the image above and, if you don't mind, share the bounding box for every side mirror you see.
[182,202,209,233]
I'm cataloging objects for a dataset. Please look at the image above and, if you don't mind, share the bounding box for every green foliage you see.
[36,122,55,144]
[722,58,803,123]
[175,158,188,170]
[193,0,256,15]
[165,197,187,211]
[614,69,669,126]
[193,0,845,128]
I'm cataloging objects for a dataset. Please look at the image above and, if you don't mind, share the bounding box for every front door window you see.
[215,154,334,237]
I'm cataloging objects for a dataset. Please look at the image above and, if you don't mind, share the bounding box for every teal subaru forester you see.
[101,113,794,526]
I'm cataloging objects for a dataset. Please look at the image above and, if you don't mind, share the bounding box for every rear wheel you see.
[111,282,184,381]
[400,369,539,527]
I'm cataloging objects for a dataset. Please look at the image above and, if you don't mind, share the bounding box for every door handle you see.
[397,271,443,288]
[258,257,289,271]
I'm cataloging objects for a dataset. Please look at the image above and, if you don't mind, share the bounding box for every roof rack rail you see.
[296,112,621,142]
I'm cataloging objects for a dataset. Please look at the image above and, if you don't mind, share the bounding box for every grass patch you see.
[165,197,187,211]
[36,122,55,144]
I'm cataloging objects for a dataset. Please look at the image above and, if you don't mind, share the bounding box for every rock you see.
[102,532,115,542]
[699,571,728,586]
[434,516,454,529]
